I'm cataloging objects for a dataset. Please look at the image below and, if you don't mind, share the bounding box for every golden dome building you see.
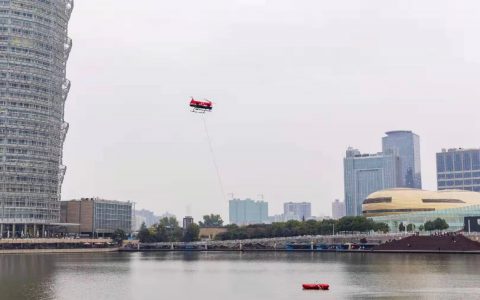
[362,188,480,232]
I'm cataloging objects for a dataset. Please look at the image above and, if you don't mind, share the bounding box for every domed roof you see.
[362,189,480,217]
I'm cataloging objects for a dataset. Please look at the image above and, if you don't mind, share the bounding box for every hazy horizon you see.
[62,0,480,221]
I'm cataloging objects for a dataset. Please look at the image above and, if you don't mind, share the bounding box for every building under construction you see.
[0,0,73,237]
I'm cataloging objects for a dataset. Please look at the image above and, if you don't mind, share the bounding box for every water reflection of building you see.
[363,188,480,232]
[60,198,133,237]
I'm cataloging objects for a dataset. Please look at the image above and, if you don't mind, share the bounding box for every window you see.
[436,154,445,173]
[422,199,465,203]
[446,154,454,172]
[363,197,392,204]
[363,208,435,214]
[454,153,463,171]
[464,152,472,170]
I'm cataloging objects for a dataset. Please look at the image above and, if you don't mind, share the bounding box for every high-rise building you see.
[331,199,346,219]
[437,148,480,192]
[229,198,268,225]
[344,147,400,216]
[183,216,194,229]
[382,131,422,189]
[0,1,74,238]
[283,202,311,221]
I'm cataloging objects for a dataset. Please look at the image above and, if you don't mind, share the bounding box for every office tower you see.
[283,202,311,221]
[183,216,194,229]
[229,198,268,225]
[331,199,346,219]
[437,148,480,192]
[382,131,422,188]
[0,1,73,237]
[344,147,400,216]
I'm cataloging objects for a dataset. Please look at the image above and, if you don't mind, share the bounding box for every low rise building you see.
[363,188,480,232]
[60,198,134,237]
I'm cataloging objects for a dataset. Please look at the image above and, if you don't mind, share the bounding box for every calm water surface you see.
[0,251,479,299]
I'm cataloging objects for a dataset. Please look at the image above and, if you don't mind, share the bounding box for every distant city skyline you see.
[61,0,480,221]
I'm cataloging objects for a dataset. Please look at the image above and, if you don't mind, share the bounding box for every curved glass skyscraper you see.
[0,0,73,237]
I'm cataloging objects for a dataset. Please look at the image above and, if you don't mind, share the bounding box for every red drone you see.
[189,97,213,113]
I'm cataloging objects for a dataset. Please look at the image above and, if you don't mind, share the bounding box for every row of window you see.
[0,175,58,184]
[438,186,480,192]
[437,151,480,172]
[437,172,480,179]
[422,199,465,203]
[438,179,480,186]
[363,197,392,204]
[363,208,436,214]
[1,200,58,208]
[3,155,59,164]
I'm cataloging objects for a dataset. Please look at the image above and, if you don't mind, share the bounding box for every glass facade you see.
[371,205,480,232]
[0,0,73,231]
[229,199,268,225]
[382,131,422,189]
[437,149,480,192]
[344,148,400,216]
[94,200,133,234]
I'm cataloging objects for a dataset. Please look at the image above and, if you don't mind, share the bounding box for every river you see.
[1,251,479,299]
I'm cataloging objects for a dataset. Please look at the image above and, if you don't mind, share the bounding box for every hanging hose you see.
[202,114,227,202]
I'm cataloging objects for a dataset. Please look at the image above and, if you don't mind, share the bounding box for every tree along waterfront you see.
[136,216,389,243]
[214,217,389,241]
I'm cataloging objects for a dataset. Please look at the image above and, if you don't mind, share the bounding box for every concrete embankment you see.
[123,233,480,254]
[0,247,119,254]
[0,238,118,254]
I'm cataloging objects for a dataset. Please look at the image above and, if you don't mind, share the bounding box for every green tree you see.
[406,223,415,232]
[183,223,200,242]
[199,214,224,227]
[137,222,154,243]
[153,224,168,242]
[337,216,374,233]
[159,217,179,228]
[373,222,390,233]
[424,220,435,231]
[398,222,405,232]
[111,228,127,244]
[418,225,424,231]
[433,218,449,231]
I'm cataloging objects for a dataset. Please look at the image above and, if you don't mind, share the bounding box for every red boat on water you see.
[302,283,329,290]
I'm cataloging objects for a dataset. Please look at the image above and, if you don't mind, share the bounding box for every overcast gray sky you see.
[62,0,480,221]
